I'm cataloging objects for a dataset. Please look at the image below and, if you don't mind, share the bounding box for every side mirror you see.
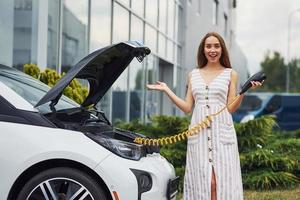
[239,71,266,95]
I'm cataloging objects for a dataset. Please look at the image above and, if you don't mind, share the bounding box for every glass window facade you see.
[145,24,157,53]
[0,0,183,124]
[167,0,175,39]
[129,59,144,121]
[90,0,111,51]
[61,0,88,73]
[159,0,167,34]
[90,0,112,116]
[145,0,158,26]
[145,55,158,122]
[111,2,130,122]
[158,33,166,58]
[130,15,143,43]
[0,0,14,66]
[47,0,60,70]
[131,0,144,17]
[13,0,35,70]
[112,2,129,43]
[129,15,144,121]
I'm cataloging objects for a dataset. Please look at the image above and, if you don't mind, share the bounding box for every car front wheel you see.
[16,167,109,200]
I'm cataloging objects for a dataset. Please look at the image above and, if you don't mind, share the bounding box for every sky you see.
[236,0,300,75]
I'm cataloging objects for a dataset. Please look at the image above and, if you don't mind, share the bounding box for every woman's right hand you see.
[146,81,168,92]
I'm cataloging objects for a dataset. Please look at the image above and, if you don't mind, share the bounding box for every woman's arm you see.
[227,70,262,113]
[147,72,194,114]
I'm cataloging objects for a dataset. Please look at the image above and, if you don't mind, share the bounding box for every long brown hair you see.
[197,32,231,68]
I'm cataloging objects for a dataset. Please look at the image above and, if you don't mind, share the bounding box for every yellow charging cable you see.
[133,95,241,146]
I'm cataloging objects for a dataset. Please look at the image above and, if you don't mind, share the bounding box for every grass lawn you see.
[244,187,300,200]
[176,187,300,200]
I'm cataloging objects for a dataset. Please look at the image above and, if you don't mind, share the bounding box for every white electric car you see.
[0,42,179,200]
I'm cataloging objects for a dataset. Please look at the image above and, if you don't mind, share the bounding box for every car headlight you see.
[240,114,254,123]
[87,134,145,161]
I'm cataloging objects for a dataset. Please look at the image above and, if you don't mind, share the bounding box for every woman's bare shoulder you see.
[188,67,198,75]
[230,68,238,76]
[230,68,238,81]
[187,67,198,81]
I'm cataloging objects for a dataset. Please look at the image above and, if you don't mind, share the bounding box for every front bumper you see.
[94,153,177,200]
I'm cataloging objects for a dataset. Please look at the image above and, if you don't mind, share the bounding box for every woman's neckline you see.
[197,68,227,86]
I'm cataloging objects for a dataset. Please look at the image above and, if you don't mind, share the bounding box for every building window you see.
[112,2,129,43]
[13,0,34,70]
[111,2,130,123]
[224,13,228,36]
[158,33,166,58]
[129,14,144,121]
[212,0,218,25]
[47,0,60,70]
[145,0,158,26]
[167,0,175,39]
[118,0,130,7]
[90,0,111,51]
[145,24,157,53]
[131,0,144,17]
[61,0,88,73]
[233,0,237,8]
[145,55,158,122]
[197,0,201,14]
[129,58,143,121]
[158,0,167,34]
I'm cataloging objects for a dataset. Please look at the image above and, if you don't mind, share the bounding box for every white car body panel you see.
[96,153,176,200]
[0,121,176,200]
[0,122,111,199]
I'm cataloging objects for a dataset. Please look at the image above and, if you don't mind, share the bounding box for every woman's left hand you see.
[250,81,263,90]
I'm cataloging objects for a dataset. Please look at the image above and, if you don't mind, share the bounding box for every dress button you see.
[206,105,210,108]
[205,85,209,90]
[209,148,212,152]
[205,96,209,100]
[208,137,211,141]
[209,159,212,162]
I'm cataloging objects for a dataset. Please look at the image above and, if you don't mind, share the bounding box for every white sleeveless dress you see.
[183,68,243,200]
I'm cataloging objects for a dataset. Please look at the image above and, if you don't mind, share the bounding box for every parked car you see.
[232,92,300,130]
[0,41,179,200]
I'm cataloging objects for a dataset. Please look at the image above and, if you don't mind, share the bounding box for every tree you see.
[260,51,300,92]
[260,51,286,92]
[288,59,300,92]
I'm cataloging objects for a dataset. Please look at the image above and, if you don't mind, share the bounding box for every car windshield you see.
[237,93,271,112]
[0,72,79,113]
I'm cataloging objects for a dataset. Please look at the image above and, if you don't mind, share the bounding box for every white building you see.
[0,0,248,123]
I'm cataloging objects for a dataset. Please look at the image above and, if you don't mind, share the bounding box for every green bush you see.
[23,63,88,104]
[236,115,300,189]
[23,63,40,79]
[117,115,300,191]
[243,171,299,189]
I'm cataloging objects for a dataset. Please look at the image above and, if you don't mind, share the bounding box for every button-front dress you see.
[183,68,243,200]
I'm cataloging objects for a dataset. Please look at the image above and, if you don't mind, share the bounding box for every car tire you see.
[16,167,109,200]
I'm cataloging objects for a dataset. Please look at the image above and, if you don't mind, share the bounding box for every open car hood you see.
[35,41,150,108]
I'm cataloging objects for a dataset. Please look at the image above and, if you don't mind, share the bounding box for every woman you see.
[147,32,262,200]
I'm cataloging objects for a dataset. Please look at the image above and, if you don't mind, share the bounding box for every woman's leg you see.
[211,167,217,200]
